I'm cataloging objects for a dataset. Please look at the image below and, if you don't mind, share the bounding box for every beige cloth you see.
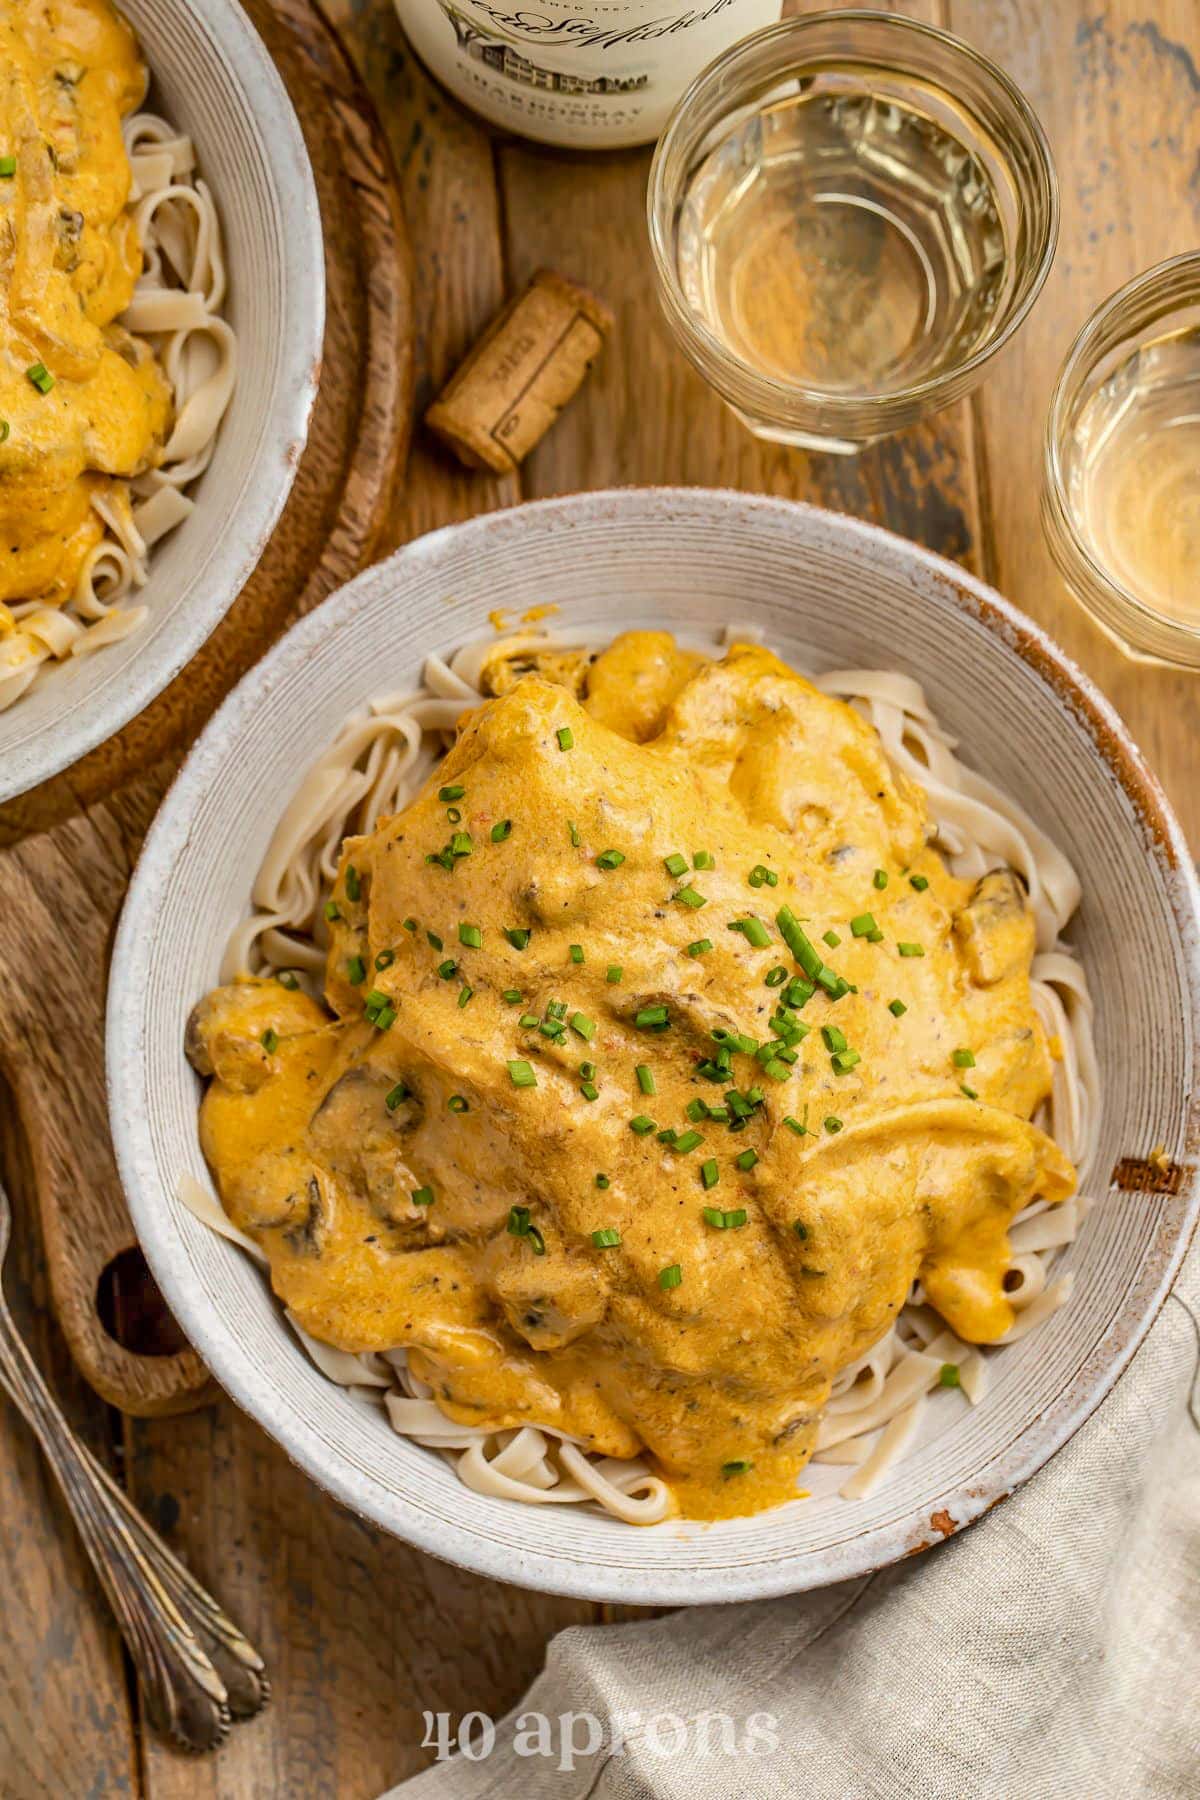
[387,1239,1200,1800]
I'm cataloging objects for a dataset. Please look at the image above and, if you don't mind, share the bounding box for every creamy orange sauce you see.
[191,636,1075,1520]
[0,0,171,607]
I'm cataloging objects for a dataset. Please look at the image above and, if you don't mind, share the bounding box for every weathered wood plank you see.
[0,1081,138,1800]
[325,0,521,545]
[127,1405,588,1798]
[950,0,1200,844]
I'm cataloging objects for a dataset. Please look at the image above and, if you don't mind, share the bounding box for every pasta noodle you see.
[0,112,237,713]
[183,626,1099,1521]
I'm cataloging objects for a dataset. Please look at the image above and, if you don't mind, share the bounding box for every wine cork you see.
[426,269,613,474]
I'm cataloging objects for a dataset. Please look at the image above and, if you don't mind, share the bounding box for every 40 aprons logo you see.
[448,0,742,53]
[422,1707,782,1769]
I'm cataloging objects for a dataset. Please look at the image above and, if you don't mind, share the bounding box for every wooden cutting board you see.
[0,0,414,1417]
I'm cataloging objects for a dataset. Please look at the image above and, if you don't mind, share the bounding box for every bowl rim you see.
[647,10,1061,419]
[0,0,325,805]
[108,487,1200,1605]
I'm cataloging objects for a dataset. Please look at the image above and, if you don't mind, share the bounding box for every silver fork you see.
[0,1175,269,1751]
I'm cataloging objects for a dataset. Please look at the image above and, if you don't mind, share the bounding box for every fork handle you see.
[0,1303,268,1751]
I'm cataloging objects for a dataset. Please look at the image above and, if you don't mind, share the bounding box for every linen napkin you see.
[383,1229,1199,1800]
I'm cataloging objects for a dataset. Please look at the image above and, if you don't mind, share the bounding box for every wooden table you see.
[3,2,1197,1793]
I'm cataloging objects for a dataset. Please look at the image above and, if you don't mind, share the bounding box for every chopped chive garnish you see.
[547,1000,567,1019]
[507,1204,532,1236]
[568,822,581,847]
[569,943,584,964]
[606,964,623,984]
[687,938,713,957]
[277,970,300,990]
[0,156,16,177]
[706,1104,730,1122]
[448,1094,469,1112]
[850,912,878,937]
[960,1083,979,1100]
[345,865,361,902]
[700,1158,719,1190]
[939,1362,961,1388]
[595,849,625,870]
[657,1128,678,1145]
[867,929,885,943]
[539,1019,565,1039]
[674,886,707,910]
[449,832,472,857]
[519,1012,538,1029]
[556,726,574,751]
[776,906,821,977]
[458,923,482,948]
[458,985,473,1008]
[347,955,366,985]
[507,1060,537,1088]
[782,1115,807,1136]
[635,1004,669,1030]
[793,1220,809,1239]
[722,1459,753,1476]
[374,1004,396,1031]
[636,1064,656,1095]
[952,1048,976,1068]
[504,928,530,950]
[736,1148,758,1172]
[26,362,54,394]
[503,988,523,1003]
[446,808,461,824]
[824,1116,843,1133]
[411,1186,435,1208]
[888,999,908,1017]
[761,1058,790,1081]
[658,1263,682,1290]
[579,1061,596,1080]
[595,1173,610,1189]
[704,1206,747,1229]
[375,950,396,971]
[873,869,888,890]
[385,1082,409,1111]
[821,1025,847,1053]
[438,784,465,802]
[685,1099,708,1123]
[261,1029,278,1054]
[674,1129,704,1154]
[491,819,513,842]
[693,850,715,870]
[324,900,341,922]
[402,919,418,934]
[831,1048,860,1074]
[437,959,457,979]
[910,874,930,891]
[580,1081,599,1101]
[765,966,788,988]
[630,1114,656,1135]
[592,1228,621,1249]
[426,930,443,950]
[570,1012,596,1041]
[784,977,814,1008]
[822,929,841,947]
[731,915,771,948]
[364,987,388,1011]
[663,852,688,878]
[898,942,925,958]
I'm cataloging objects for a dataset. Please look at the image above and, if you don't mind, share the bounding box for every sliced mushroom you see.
[954,869,1034,987]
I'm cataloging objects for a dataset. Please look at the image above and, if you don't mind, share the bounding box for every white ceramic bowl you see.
[0,0,323,803]
[109,490,1200,1606]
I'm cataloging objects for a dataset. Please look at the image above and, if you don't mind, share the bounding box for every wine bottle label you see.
[394,0,781,148]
